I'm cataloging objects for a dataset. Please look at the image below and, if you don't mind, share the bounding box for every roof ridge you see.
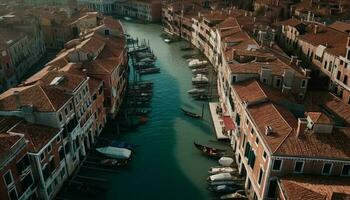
[38,85,57,112]
[271,103,296,154]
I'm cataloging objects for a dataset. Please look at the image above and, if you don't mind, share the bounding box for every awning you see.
[315,45,326,58]
[223,116,235,130]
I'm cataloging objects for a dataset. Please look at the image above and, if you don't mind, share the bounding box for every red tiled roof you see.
[0,134,22,159]
[10,120,60,152]
[329,21,350,33]
[0,85,71,112]
[298,24,348,57]
[280,18,303,27]
[279,176,350,200]
[307,111,333,124]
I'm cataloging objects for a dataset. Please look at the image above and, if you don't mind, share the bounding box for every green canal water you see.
[101,21,229,200]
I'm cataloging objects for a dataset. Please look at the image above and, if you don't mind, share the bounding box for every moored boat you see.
[192,74,209,84]
[164,38,172,43]
[96,146,132,160]
[193,142,226,158]
[100,159,129,167]
[110,141,138,150]
[209,185,240,193]
[181,108,201,118]
[219,157,234,167]
[138,67,160,74]
[192,68,209,74]
[187,88,206,95]
[209,166,236,174]
[188,59,208,68]
[220,191,247,199]
[207,173,233,182]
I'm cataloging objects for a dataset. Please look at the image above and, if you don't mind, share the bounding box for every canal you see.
[104,21,229,200]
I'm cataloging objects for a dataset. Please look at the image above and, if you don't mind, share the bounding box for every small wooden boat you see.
[193,142,226,158]
[209,167,237,174]
[138,67,160,74]
[194,94,212,101]
[220,191,247,199]
[192,68,209,74]
[209,185,240,193]
[100,159,129,167]
[96,146,131,159]
[181,108,201,118]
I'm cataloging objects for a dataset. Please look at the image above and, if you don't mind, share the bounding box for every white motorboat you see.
[209,185,239,193]
[124,17,132,21]
[219,157,234,166]
[96,146,132,159]
[220,191,247,199]
[164,38,172,43]
[207,173,233,182]
[192,68,208,74]
[187,88,206,95]
[192,74,209,83]
[209,167,236,174]
[188,59,208,68]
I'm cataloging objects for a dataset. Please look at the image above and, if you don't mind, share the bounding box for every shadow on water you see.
[103,21,226,200]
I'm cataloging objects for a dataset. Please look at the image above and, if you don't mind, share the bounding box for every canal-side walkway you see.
[209,102,229,140]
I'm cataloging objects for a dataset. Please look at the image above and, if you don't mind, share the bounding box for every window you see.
[8,187,17,200]
[40,153,45,162]
[20,172,34,191]
[59,114,63,122]
[342,165,350,176]
[263,151,267,160]
[294,161,304,173]
[59,147,65,161]
[250,129,254,135]
[301,80,307,88]
[276,79,281,87]
[69,103,73,111]
[255,137,259,145]
[322,163,332,175]
[258,167,264,185]
[246,119,249,126]
[16,155,30,174]
[64,142,70,155]
[49,157,56,172]
[244,142,251,158]
[3,170,14,187]
[272,159,282,171]
[344,75,348,85]
[42,164,50,181]
[65,108,68,115]
[56,136,61,143]
[47,144,52,153]
[231,76,236,84]
[248,150,256,169]
[337,71,341,80]
[241,134,246,149]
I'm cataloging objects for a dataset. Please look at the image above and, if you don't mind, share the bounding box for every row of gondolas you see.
[186,58,213,101]
[194,142,248,200]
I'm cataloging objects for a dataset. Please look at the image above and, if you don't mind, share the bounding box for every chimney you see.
[290,56,298,65]
[296,59,302,66]
[314,25,319,34]
[253,17,256,22]
[265,126,272,136]
[245,11,248,16]
[13,91,21,109]
[296,118,308,138]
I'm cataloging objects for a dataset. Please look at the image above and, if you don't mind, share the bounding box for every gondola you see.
[181,108,201,118]
[193,142,226,158]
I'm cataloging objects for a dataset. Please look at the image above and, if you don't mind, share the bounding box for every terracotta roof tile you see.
[10,120,60,152]
[279,176,350,200]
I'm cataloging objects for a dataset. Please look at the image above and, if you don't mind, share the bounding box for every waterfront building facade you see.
[0,15,127,200]
[162,1,350,199]
[80,0,162,22]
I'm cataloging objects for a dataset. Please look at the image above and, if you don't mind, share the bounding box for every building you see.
[0,12,46,92]
[0,120,37,200]
[80,0,162,22]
